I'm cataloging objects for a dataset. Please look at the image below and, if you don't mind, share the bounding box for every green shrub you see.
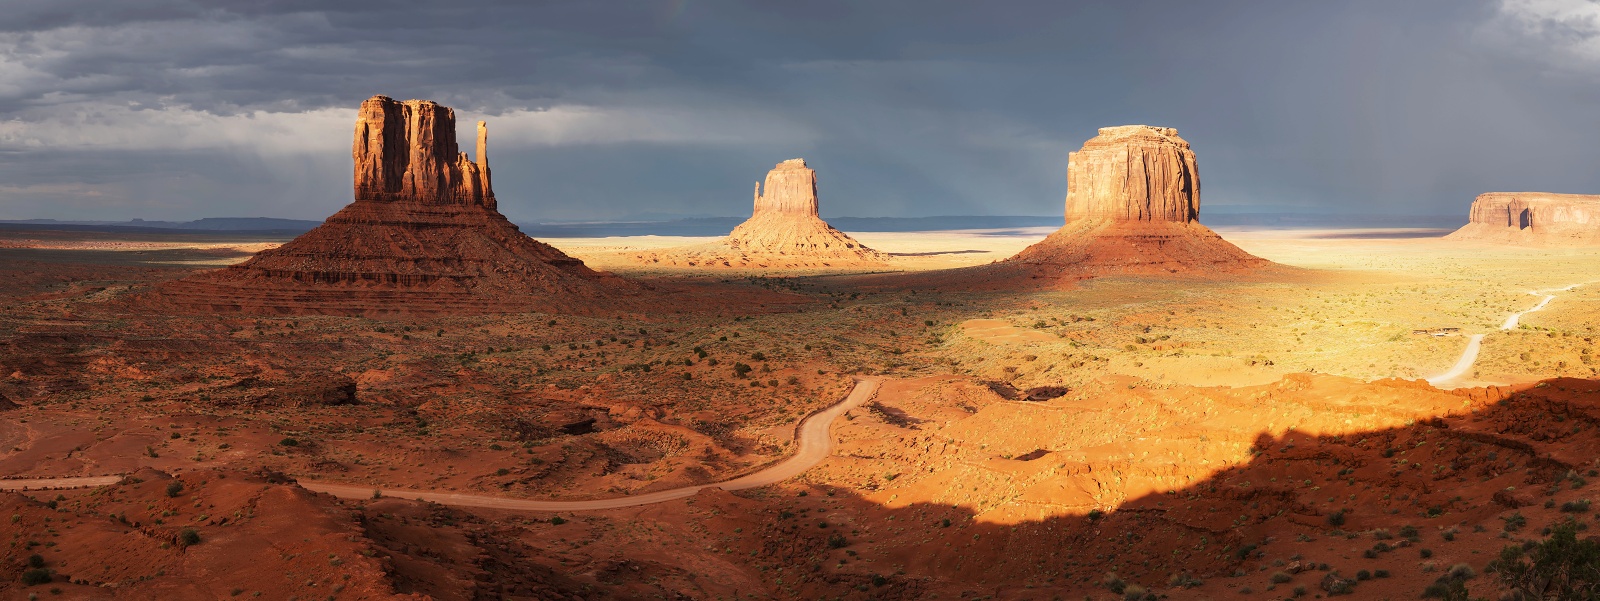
[1502,511,1527,532]
[1491,520,1600,599]
[20,568,50,586]
[26,554,44,568]
[165,481,184,498]
[179,528,201,547]
[1100,572,1125,594]
[278,438,299,447]
[1327,509,1346,527]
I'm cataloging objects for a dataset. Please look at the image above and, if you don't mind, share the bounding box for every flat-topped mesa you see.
[752,158,821,218]
[1065,125,1199,223]
[352,95,494,208]
[1447,192,1600,245]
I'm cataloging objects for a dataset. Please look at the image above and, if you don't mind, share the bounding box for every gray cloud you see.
[0,0,1597,222]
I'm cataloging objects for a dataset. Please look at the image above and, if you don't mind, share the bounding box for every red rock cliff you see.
[1064,125,1199,223]
[352,96,494,208]
[1448,192,1600,245]
[751,158,821,218]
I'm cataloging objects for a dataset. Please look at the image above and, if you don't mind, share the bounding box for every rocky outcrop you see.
[1064,126,1199,222]
[1446,192,1600,245]
[352,96,494,207]
[145,95,638,316]
[750,158,821,217]
[899,125,1269,290]
[632,159,889,270]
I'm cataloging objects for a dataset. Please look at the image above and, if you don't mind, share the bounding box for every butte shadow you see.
[855,125,1285,291]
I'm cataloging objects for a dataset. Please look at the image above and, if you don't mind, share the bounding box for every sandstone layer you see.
[1446,192,1600,245]
[1065,125,1199,222]
[148,95,636,316]
[906,126,1268,289]
[632,159,889,270]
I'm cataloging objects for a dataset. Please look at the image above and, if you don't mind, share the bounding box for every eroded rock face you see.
[352,96,494,208]
[1064,125,1199,223]
[1447,192,1600,245]
[752,158,821,217]
[632,159,888,269]
[147,95,636,316]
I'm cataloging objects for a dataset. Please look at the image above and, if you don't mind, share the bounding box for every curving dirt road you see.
[1427,282,1594,386]
[0,377,883,512]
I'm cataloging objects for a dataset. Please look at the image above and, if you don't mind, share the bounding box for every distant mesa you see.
[632,159,889,269]
[903,125,1270,289]
[1445,192,1600,245]
[145,95,637,316]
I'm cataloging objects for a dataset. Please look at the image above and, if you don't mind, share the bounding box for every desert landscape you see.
[6,4,1600,600]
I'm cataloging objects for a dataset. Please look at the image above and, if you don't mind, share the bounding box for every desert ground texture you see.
[3,225,1600,599]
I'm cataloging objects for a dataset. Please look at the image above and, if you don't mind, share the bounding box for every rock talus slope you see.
[633,159,889,269]
[1446,192,1600,245]
[147,95,636,316]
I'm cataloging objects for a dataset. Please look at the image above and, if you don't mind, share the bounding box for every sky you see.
[2,0,1600,223]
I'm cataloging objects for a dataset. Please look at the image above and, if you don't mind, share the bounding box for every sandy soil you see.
[3,225,1600,599]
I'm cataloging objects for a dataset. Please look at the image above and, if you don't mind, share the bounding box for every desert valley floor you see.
[3,225,1600,600]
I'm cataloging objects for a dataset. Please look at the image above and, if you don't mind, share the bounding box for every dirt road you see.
[0,377,883,512]
[1428,282,1593,386]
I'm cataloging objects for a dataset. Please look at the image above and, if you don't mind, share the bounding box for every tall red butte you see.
[150,95,636,316]
[922,125,1269,289]
[632,158,888,269]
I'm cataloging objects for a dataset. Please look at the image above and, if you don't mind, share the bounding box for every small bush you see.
[1561,499,1591,513]
[1421,548,1434,558]
[1327,509,1346,527]
[20,568,50,586]
[1101,572,1126,594]
[1356,569,1370,580]
[165,481,184,498]
[1503,512,1527,532]
[1373,569,1390,578]
[549,516,566,525]
[827,533,848,548]
[1270,571,1292,583]
[179,528,201,547]
[26,554,44,568]
[278,438,299,447]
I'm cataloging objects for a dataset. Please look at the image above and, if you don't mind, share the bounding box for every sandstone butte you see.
[1445,192,1600,246]
[145,95,637,316]
[633,159,890,269]
[902,125,1269,290]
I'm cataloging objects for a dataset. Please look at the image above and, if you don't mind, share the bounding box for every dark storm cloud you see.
[1,0,1598,222]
